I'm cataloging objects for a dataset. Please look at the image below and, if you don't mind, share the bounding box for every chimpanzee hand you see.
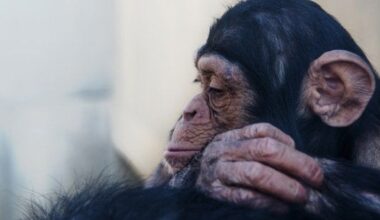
[196,123,324,208]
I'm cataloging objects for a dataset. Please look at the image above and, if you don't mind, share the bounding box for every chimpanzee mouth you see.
[164,142,202,159]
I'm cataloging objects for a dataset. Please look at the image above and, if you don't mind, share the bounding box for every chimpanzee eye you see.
[207,87,224,97]
[193,78,201,83]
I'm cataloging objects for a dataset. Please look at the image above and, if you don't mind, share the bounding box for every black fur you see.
[309,160,380,219]
[24,161,380,220]
[25,180,321,220]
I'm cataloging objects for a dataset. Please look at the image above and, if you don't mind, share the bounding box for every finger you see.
[214,123,295,147]
[221,138,323,187]
[207,180,284,209]
[216,161,308,203]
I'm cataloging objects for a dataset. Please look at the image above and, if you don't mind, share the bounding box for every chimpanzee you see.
[26,0,380,219]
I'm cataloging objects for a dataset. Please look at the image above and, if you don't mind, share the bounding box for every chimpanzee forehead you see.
[196,54,247,83]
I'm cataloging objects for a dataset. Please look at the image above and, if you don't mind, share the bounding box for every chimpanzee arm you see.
[306,159,380,219]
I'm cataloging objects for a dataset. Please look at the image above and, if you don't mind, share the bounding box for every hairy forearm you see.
[306,159,380,219]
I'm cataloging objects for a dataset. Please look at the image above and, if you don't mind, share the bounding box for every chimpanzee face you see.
[164,54,254,172]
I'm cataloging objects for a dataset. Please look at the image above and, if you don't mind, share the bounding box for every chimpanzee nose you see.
[183,110,197,122]
[182,94,210,123]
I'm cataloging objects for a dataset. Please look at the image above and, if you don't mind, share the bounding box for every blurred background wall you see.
[0,0,133,219]
[0,0,379,219]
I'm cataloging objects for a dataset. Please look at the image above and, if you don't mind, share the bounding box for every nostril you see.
[183,110,197,122]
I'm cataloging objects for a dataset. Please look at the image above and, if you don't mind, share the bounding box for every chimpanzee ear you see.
[305,50,376,127]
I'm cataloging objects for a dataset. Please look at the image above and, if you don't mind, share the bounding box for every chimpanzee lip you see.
[167,148,199,152]
[164,150,199,159]
[167,142,202,152]
[164,142,202,159]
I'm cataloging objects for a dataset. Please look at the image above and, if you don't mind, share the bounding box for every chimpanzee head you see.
[164,0,379,173]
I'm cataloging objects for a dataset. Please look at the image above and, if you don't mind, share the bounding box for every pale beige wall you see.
[0,1,121,219]
[113,0,380,177]
[316,0,380,70]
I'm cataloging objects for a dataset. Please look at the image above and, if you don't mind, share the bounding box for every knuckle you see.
[242,123,279,139]
[260,137,271,148]
[252,124,267,137]
[254,138,279,159]
[259,123,281,139]
[256,123,273,134]
[287,137,296,148]
[255,167,274,187]
[242,123,266,138]
[253,123,295,147]
[259,122,273,129]
[242,127,252,138]
[246,162,264,182]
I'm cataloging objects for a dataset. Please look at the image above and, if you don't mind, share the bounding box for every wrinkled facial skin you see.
[164,54,254,173]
